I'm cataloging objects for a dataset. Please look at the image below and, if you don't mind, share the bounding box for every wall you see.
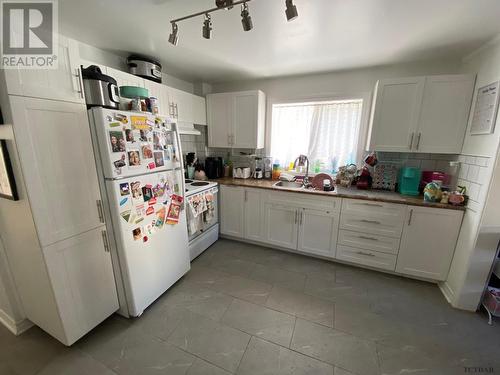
[443,36,500,310]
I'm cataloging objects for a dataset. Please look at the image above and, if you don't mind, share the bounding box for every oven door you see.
[187,187,219,242]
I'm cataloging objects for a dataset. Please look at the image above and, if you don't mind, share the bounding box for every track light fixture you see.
[241,3,253,32]
[202,14,213,39]
[168,23,179,46]
[169,0,299,46]
[285,0,298,21]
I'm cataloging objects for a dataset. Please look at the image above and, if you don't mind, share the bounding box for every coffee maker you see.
[205,157,224,179]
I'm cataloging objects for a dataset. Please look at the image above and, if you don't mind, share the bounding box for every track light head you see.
[202,14,213,39]
[285,0,298,21]
[241,3,253,31]
[169,23,179,46]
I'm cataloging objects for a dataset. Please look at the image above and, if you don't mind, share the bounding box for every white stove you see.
[184,179,219,261]
[185,179,218,196]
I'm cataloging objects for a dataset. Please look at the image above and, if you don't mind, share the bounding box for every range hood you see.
[177,121,201,136]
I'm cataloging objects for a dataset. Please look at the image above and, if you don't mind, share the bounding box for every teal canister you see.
[398,167,422,196]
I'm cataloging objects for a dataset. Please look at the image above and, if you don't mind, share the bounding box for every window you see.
[271,99,364,173]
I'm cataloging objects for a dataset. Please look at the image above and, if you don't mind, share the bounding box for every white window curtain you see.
[271,99,363,172]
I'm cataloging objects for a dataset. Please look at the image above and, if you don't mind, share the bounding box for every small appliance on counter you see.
[253,157,263,179]
[398,167,422,196]
[205,157,224,179]
[263,157,273,179]
[81,65,120,109]
[234,167,252,179]
[127,54,162,83]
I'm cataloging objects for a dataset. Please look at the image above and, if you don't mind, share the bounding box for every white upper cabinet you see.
[169,87,194,124]
[207,93,233,147]
[192,95,207,125]
[106,67,145,89]
[396,206,463,281]
[143,79,170,116]
[207,90,266,149]
[367,77,425,152]
[367,74,475,154]
[10,97,104,247]
[416,75,475,153]
[4,35,84,104]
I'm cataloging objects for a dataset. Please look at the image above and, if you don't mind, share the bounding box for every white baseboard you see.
[0,308,32,335]
[439,281,455,305]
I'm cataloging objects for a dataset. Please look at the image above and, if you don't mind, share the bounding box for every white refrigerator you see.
[88,107,190,317]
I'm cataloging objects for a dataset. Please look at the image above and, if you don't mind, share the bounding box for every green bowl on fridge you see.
[119,86,149,99]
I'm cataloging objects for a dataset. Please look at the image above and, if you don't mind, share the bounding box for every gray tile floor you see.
[1,239,500,375]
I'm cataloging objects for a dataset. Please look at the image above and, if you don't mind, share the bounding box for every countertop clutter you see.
[214,177,466,211]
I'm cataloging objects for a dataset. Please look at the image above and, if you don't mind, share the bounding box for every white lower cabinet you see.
[297,208,339,258]
[220,185,245,237]
[244,189,263,241]
[219,186,464,281]
[44,226,118,345]
[264,203,299,250]
[396,206,463,281]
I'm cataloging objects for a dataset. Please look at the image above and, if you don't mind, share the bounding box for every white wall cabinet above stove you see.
[4,36,84,104]
[367,74,475,154]
[207,90,266,149]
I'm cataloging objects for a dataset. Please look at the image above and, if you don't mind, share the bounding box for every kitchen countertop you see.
[214,177,466,211]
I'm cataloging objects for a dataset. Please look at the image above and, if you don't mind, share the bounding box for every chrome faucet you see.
[293,155,310,187]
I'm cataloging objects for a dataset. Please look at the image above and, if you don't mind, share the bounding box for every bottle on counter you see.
[272,160,281,180]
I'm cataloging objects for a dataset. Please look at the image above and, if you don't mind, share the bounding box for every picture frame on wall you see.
[0,140,19,201]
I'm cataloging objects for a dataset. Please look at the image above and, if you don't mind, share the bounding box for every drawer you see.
[265,191,341,212]
[342,199,406,218]
[340,212,404,238]
[336,245,397,271]
[338,230,400,255]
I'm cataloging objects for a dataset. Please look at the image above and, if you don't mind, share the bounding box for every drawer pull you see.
[360,219,381,225]
[357,251,376,257]
[359,235,379,241]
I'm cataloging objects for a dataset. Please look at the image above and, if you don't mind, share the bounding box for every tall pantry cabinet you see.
[0,35,118,345]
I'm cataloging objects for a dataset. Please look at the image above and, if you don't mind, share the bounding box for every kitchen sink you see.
[273,181,304,190]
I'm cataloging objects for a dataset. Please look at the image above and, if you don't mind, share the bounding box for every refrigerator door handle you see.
[173,122,186,210]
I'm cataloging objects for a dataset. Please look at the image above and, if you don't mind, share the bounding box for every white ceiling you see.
[60,0,500,83]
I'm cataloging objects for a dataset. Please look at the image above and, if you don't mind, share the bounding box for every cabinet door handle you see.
[416,133,421,150]
[360,219,381,225]
[227,134,231,146]
[359,235,379,241]
[96,200,104,223]
[294,210,298,224]
[300,211,303,225]
[409,132,414,149]
[74,68,84,99]
[244,190,248,202]
[357,251,376,257]
[408,209,413,226]
[101,230,110,253]
[175,103,179,118]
